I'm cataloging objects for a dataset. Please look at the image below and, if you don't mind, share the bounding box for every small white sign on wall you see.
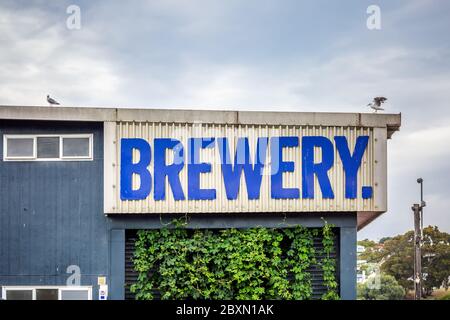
[99,285,108,300]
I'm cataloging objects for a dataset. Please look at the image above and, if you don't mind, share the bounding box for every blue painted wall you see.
[0,120,107,299]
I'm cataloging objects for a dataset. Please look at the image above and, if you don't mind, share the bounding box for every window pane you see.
[6,290,33,300]
[37,137,59,158]
[60,290,89,300]
[36,289,58,300]
[7,138,34,157]
[63,138,90,157]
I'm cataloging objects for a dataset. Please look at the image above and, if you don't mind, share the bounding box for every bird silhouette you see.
[367,97,387,112]
[47,95,60,106]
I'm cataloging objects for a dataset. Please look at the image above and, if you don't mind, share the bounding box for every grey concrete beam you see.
[360,112,401,128]
[238,111,362,127]
[108,213,357,229]
[0,105,116,122]
[116,108,238,124]
[0,106,401,136]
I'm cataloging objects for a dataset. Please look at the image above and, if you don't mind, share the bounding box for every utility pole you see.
[412,178,425,300]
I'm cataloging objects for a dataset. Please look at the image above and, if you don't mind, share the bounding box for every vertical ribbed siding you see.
[0,121,107,290]
[112,122,375,214]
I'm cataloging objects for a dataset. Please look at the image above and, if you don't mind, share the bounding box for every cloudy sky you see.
[1,0,449,240]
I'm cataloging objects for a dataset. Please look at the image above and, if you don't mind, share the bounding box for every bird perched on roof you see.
[367,97,387,112]
[47,95,60,106]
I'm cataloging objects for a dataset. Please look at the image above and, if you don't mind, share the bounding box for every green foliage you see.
[357,239,377,249]
[130,220,338,300]
[439,292,450,300]
[379,231,415,291]
[379,237,392,244]
[421,226,450,294]
[380,226,450,295]
[321,221,339,300]
[359,226,450,297]
[357,274,405,300]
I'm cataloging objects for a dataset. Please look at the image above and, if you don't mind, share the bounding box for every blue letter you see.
[154,138,185,201]
[188,138,216,200]
[270,137,300,199]
[302,136,335,199]
[218,137,268,200]
[120,138,151,200]
[335,136,369,199]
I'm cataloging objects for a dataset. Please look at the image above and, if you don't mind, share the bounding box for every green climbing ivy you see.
[130,219,339,300]
[320,220,340,300]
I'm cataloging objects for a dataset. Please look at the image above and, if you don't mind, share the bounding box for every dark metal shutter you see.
[310,233,340,299]
[125,229,339,300]
[125,230,162,300]
[125,231,138,300]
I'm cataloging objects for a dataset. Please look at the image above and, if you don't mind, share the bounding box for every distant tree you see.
[421,226,450,294]
[358,239,377,249]
[378,226,450,296]
[357,274,405,300]
[379,237,392,244]
[379,232,414,291]
[358,239,384,264]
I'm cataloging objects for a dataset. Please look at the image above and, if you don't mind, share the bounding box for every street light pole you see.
[419,178,425,237]
[412,178,425,300]
[412,203,422,300]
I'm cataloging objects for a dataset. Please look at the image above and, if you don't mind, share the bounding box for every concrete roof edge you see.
[0,105,401,130]
[0,105,117,122]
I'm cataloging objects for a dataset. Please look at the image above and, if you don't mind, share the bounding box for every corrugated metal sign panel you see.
[105,122,386,214]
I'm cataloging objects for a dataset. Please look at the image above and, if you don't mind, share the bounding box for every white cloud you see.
[0,3,122,106]
[166,62,310,109]
[359,125,450,239]
[390,126,450,175]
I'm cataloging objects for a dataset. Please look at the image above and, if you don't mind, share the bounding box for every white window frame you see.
[59,286,93,300]
[3,134,94,161]
[2,135,36,160]
[1,286,93,300]
[1,286,35,300]
[60,135,94,160]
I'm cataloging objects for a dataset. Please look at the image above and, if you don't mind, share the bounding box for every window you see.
[62,137,90,158]
[36,288,59,300]
[3,134,93,161]
[5,289,33,300]
[37,137,60,159]
[60,288,91,300]
[1,286,92,300]
[5,138,34,159]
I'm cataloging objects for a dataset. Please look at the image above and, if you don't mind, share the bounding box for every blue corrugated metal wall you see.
[0,120,107,299]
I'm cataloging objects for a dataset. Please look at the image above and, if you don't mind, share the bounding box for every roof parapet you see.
[0,105,401,136]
